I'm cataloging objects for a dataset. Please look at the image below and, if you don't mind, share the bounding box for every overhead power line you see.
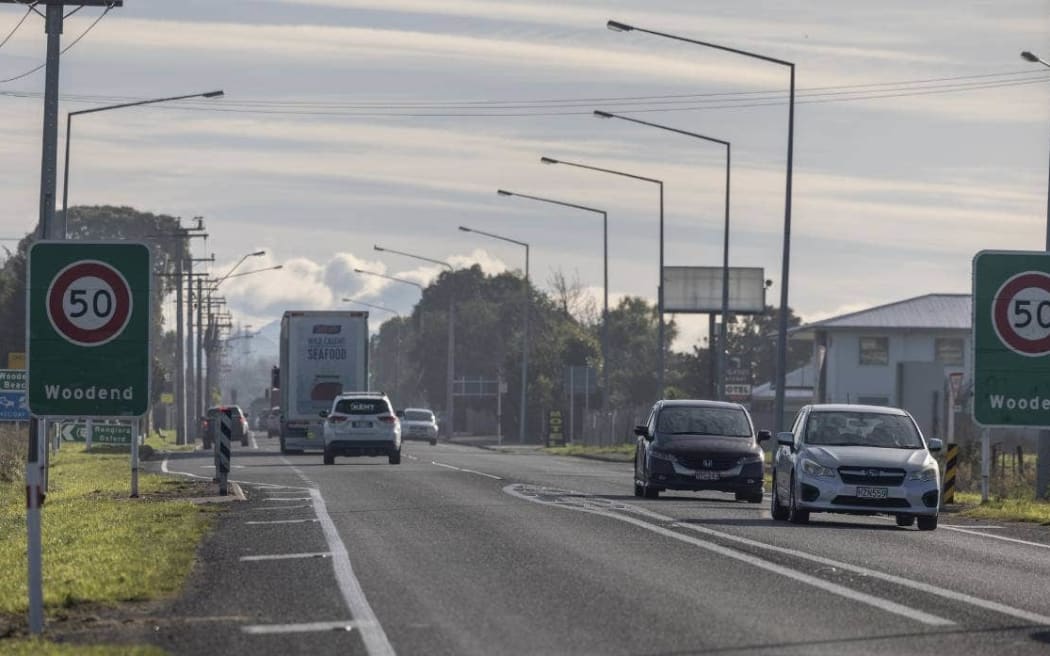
[0,2,35,51]
[0,1,115,85]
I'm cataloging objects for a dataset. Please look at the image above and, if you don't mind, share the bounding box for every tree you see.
[724,305,810,388]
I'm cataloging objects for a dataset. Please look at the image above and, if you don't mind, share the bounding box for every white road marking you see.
[250,433,259,449]
[242,620,363,635]
[940,525,1050,550]
[245,504,312,512]
[505,485,952,627]
[160,456,309,491]
[431,460,503,480]
[264,497,312,502]
[245,519,320,525]
[240,552,331,562]
[405,454,418,461]
[528,487,1050,627]
[283,457,396,656]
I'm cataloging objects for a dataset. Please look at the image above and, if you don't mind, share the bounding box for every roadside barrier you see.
[942,443,958,505]
[217,411,232,496]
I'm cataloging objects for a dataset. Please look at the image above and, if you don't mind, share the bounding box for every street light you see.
[540,155,666,399]
[1021,50,1050,499]
[498,189,612,427]
[215,250,266,287]
[221,264,283,281]
[373,245,456,439]
[353,267,424,290]
[61,90,224,235]
[592,111,733,401]
[343,298,401,397]
[460,225,530,444]
[607,20,795,432]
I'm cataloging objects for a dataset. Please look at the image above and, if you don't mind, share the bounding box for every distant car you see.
[398,408,438,445]
[771,404,942,530]
[202,405,250,449]
[266,407,281,438]
[634,400,769,502]
[321,392,401,465]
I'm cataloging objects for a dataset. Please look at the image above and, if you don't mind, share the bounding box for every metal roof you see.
[798,294,971,332]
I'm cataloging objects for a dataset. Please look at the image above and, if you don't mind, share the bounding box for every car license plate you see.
[694,471,720,481]
[352,420,372,428]
[856,486,888,499]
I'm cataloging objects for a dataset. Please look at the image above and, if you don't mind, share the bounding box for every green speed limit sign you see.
[28,242,151,417]
[973,250,1050,426]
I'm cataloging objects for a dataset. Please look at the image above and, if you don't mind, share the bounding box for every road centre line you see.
[505,485,952,627]
[242,620,366,635]
[245,519,320,525]
[282,457,396,656]
[240,552,331,562]
[550,489,1050,627]
[431,460,503,480]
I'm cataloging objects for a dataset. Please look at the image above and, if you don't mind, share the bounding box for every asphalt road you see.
[147,434,1050,655]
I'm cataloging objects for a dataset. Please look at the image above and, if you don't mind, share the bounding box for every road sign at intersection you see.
[59,422,133,444]
[28,242,151,417]
[973,250,1050,426]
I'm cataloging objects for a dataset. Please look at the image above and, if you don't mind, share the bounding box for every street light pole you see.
[498,189,610,433]
[592,112,732,401]
[541,156,665,399]
[1021,50,1050,498]
[607,20,795,429]
[61,90,223,236]
[373,246,456,440]
[459,225,530,443]
[343,298,401,399]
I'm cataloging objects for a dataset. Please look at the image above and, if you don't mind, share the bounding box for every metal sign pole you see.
[981,428,990,503]
[130,420,139,498]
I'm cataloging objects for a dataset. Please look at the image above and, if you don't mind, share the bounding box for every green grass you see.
[142,429,196,454]
[544,444,635,459]
[956,491,1050,525]
[0,447,220,618]
[0,639,166,655]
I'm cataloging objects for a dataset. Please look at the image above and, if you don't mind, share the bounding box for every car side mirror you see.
[319,410,329,419]
[633,425,649,438]
[757,429,772,442]
[396,410,405,418]
[927,438,943,452]
[776,432,795,448]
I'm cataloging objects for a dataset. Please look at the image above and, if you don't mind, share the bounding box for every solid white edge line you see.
[250,433,260,449]
[941,525,1050,550]
[283,458,396,656]
[263,497,312,502]
[242,620,366,635]
[430,461,460,471]
[504,485,952,627]
[245,519,320,525]
[431,460,502,480]
[240,552,331,561]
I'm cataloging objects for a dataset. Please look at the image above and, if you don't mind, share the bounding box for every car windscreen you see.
[404,410,433,422]
[656,406,752,437]
[804,411,923,448]
[334,398,389,415]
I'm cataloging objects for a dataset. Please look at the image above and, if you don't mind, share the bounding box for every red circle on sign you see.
[992,272,1050,357]
[46,260,133,347]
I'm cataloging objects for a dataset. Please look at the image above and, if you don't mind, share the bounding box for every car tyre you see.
[643,484,660,499]
[787,475,810,524]
[429,438,437,446]
[916,515,938,531]
[323,448,334,465]
[633,481,643,497]
[896,514,915,527]
[389,450,401,465]
[770,475,789,520]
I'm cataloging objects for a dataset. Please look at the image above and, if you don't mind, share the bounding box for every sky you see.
[0,0,1049,351]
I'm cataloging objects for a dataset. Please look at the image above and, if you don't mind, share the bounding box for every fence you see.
[571,405,650,447]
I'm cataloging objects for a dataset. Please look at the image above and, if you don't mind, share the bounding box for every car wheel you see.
[747,491,764,504]
[279,439,287,454]
[241,437,250,447]
[430,438,437,446]
[787,475,810,524]
[643,484,660,499]
[770,475,789,520]
[633,481,643,497]
[896,514,915,527]
[916,515,938,531]
[323,448,334,465]
[389,450,401,465]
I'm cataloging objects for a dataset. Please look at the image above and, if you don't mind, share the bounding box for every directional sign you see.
[0,370,29,422]
[28,242,151,417]
[59,422,133,444]
[973,250,1050,426]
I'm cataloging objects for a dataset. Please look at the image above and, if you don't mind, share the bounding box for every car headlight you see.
[737,453,763,465]
[909,465,939,482]
[649,449,675,462]
[800,458,836,478]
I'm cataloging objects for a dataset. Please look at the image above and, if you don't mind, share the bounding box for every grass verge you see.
[544,444,634,460]
[955,491,1050,525]
[142,429,196,454]
[0,446,221,630]
[0,639,166,655]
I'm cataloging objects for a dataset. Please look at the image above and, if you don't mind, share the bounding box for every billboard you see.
[662,266,766,314]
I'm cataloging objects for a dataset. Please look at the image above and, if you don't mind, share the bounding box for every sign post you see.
[972,250,1050,498]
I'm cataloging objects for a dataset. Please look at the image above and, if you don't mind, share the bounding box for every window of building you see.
[935,337,964,366]
[859,336,889,365]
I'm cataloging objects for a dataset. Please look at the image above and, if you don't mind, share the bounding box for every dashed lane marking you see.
[240,552,331,562]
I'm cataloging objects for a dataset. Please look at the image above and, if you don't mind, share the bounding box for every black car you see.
[634,400,771,501]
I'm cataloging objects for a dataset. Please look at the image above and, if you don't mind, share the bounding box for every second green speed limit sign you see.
[973,250,1050,426]
[28,242,151,417]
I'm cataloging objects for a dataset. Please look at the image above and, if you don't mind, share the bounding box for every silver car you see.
[771,404,943,530]
[398,408,438,445]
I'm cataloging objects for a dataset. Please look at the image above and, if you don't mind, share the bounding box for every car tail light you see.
[378,415,397,424]
[328,415,348,424]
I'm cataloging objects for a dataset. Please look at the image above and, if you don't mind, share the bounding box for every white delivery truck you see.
[278,310,369,453]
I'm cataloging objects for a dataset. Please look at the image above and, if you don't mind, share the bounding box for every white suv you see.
[321,392,402,465]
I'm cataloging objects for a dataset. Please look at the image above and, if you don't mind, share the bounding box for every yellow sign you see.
[160,392,174,404]
[7,352,25,369]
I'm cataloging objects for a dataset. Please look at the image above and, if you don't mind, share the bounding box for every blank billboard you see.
[662,266,766,314]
